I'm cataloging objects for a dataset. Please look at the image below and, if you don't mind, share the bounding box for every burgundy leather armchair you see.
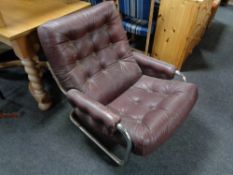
[38,1,198,165]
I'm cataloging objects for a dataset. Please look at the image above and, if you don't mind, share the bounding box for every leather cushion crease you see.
[38,1,198,156]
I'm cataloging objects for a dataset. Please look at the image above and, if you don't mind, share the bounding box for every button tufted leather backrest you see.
[38,2,142,104]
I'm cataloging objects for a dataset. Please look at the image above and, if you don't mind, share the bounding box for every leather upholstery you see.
[133,51,176,79]
[38,2,198,156]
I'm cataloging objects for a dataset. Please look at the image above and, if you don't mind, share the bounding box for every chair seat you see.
[108,75,197,155]
[122,17,156,36]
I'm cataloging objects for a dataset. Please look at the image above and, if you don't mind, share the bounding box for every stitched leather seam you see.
[133,86,167,96]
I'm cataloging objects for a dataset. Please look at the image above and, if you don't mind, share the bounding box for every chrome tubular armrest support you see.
[69,111,132,166]
[46,62,67,95]
[116,123,132,165]
[175,70,187,82]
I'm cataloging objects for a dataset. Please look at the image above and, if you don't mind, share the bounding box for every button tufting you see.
[109,42,113,48]
[146,88,154,93]
[149,105,156,110]
[86,71,91,78]
[99,61,104,68]
[101,69,106,73]
[133,97,140,103]
[120,108,126,113]
[117,51,123,58]
[87,77,93,83]
[134,101,140,105]
[92,52,97,57]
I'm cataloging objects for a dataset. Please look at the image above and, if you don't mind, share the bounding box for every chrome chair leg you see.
[69,111,132,166]
[175,70,187,82]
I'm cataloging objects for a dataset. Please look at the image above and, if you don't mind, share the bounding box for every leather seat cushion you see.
[108,75,198,155]
[72,75,197,155]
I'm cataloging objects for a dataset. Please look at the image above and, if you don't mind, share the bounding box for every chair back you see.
[38,2,142,104]
[119,0,151,20]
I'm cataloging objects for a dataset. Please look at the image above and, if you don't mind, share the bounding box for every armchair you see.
[38,1,198,165]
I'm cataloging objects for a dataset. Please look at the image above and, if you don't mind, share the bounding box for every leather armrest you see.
[133,51,176,79]
[66,89,121,132]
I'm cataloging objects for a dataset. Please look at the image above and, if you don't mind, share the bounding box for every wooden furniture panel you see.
[152,0,213,70]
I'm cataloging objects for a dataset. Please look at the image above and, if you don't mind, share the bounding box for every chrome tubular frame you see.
[47,62,67,95]
[69,111,132,166]
[175,70,187,82]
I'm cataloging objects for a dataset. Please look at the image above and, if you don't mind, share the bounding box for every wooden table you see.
[0,0,90,110]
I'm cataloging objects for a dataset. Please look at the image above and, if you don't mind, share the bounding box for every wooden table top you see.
[0,0,90,41]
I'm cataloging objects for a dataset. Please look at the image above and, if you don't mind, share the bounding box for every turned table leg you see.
[0,11,6,27]
[11,36,52,111]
